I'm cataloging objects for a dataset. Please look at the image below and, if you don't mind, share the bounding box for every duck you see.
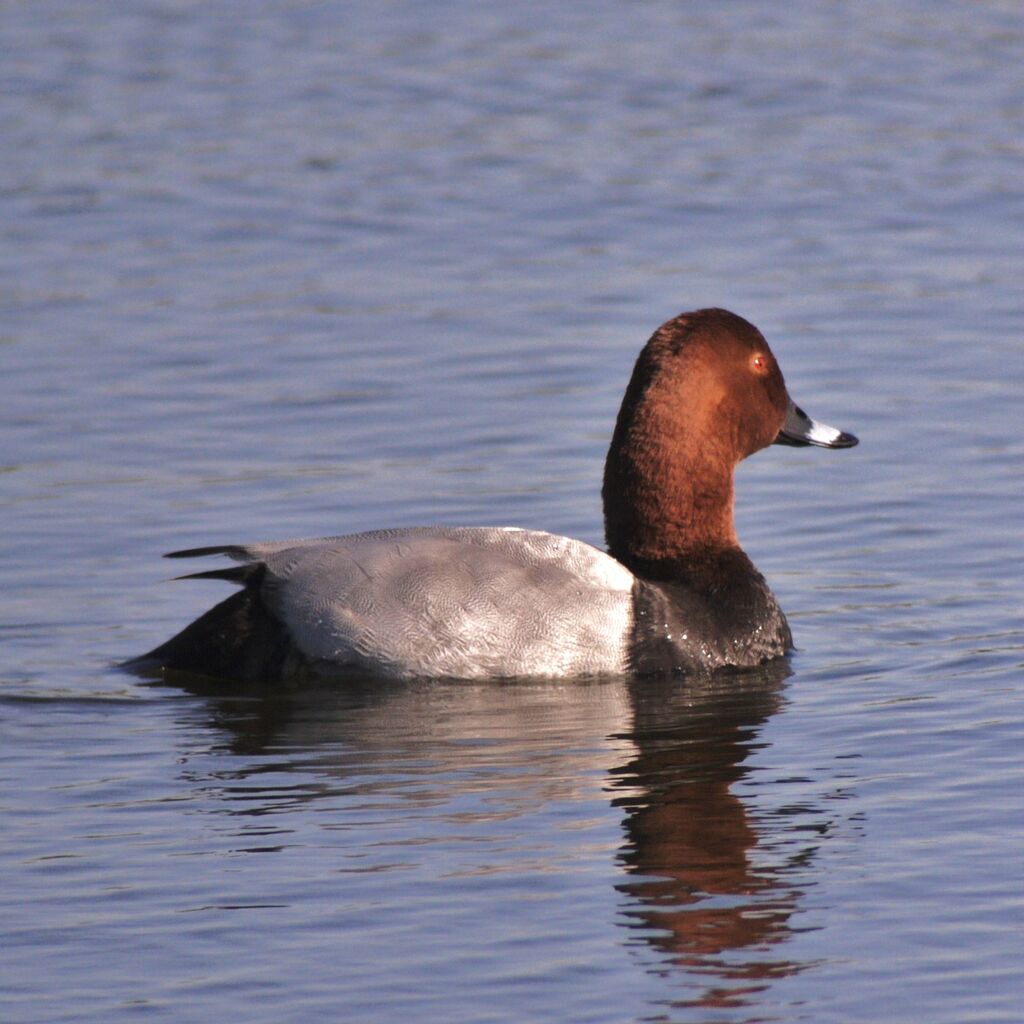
[128,308,857,682]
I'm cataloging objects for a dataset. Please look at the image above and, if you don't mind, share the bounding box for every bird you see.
[127,308,857,682]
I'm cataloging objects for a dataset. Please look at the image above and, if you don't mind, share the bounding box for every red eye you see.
[751,354,767,373]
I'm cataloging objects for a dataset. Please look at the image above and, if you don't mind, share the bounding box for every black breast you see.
[627,555,792,675]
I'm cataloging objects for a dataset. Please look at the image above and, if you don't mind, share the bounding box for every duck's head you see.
[602,308,857,567]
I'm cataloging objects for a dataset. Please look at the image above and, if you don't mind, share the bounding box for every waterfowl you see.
[129,308,856,681]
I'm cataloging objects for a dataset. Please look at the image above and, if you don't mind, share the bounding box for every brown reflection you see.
[613,661,808,1007]
[143,658,820,1008]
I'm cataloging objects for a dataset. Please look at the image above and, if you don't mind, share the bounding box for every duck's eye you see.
[751,353,768,374]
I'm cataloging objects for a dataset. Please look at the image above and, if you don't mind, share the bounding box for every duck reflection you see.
[146,657,817,1004]
[614,661,809,1007]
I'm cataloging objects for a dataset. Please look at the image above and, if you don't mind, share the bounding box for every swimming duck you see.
[129,308,857,681]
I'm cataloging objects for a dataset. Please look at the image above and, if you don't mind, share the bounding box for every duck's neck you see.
[603,436,741,579]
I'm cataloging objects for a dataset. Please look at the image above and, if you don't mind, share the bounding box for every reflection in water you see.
[152,661,829,1010]
[151,668,639,822]
[614,663,814,1011]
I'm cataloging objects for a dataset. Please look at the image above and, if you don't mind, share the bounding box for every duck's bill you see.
[774,400,859,448]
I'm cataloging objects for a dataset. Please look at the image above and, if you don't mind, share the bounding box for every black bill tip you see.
[774,401,858,449]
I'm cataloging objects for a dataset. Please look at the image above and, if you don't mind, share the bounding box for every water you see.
[2,2,1022,1021]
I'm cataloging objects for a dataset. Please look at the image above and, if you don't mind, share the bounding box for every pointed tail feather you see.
[123,565,298,681]
[165,544,249,560]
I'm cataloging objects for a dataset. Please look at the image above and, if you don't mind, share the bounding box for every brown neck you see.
[601,313,760,578]
[603,435,740,576]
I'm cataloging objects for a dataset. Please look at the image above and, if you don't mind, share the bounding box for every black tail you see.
[124,565,298,682]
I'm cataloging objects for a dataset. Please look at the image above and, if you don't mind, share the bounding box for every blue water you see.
[2,2,1023,1022]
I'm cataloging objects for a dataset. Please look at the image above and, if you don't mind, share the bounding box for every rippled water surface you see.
[2,2,1023,1022]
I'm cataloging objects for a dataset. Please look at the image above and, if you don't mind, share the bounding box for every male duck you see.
[130,308,857,681]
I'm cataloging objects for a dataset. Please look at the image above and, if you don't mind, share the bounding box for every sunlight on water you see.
[2,2,1022,1022]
